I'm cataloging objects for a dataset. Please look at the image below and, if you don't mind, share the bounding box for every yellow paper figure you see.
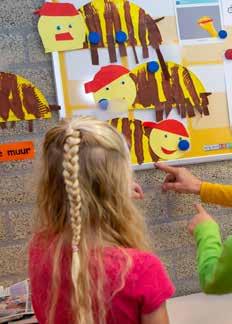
[35,0,166,68]
[109,118,190,164]
[0,72,51,123]
[143,120,190,161]
[85,62,211,121]
[197,16,218,38]
[35,2,86,53]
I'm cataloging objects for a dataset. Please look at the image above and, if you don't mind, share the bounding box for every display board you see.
[38,0,232,168]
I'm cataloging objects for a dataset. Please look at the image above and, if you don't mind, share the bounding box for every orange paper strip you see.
[0,141,35,162]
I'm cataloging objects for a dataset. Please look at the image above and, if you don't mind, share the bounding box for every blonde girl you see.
[29,117,174,324]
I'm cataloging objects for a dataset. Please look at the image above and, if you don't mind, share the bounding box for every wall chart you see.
[36,0,232,168]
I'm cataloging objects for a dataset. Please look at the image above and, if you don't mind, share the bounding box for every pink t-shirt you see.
[29,235,175,323]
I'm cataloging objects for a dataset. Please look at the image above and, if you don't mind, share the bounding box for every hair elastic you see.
[72,244,79,253]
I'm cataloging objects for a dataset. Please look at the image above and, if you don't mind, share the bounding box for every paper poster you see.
[0,142,35,162]
[50,0,232,168]
[222,0,232,26]
[175,0,223,44]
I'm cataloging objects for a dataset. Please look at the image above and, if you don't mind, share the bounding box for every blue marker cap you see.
[116,31,127,43]
[178,140,190,151]
[98,99,109,111]
[218,30,228,39]
[88,32,101,45]
[147,61,160,73]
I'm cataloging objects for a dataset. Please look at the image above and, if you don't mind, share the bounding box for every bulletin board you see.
[38,0,232,169]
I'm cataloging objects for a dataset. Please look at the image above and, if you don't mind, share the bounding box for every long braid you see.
[62,126,82,293]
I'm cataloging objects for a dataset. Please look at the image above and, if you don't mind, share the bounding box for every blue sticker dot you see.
[147,61,160,73]
[88,32,101,45]
[116,31,127,43]
[178,140,190,151]
[98,99,109,111]
[218,30,228,39]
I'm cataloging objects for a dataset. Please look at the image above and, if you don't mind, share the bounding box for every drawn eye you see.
[68,24,72,28]
[106,87,110,91]
[56,25,61,31]
[165,134,168,138]
[121,81,125,85]
[179,137,182,141]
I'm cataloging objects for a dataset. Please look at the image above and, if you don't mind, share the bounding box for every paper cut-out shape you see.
[85,65,137,111]
[197,16,217,37]
[35,2,86,53]
[109,118,190,164]
[225,49,232,60]
[0,141,35,162]
[143,119,190,161]
[218,30,228,39]
[85,62,211,121]
[35,1,167,72]
[109,118,151,165]
[0,72,55,131]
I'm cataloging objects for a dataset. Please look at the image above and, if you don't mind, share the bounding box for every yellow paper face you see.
[93,74,137,109]
[149,129,190,160]
[0,73,51,123]
[38,15,86,53]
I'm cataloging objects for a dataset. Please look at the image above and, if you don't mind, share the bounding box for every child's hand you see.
[188,204,216,235]
[155,163,202,195]
[131,182,144,200]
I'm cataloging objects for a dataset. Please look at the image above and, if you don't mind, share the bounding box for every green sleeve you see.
[194,221,232,294]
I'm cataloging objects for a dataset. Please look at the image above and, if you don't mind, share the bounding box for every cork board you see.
[48,0,232,169]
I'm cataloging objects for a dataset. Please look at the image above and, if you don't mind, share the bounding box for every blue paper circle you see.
[178,140,190,151]
[116,31,128,43]
[98,99,109,111]
[218,30,228,39]
[88,32,101,45]
[147,61,160,73]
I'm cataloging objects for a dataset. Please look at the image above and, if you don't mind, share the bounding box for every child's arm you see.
[155,163,232,208]
[189,205,232,294]
[142,302,169,324]
[200,182,232,207]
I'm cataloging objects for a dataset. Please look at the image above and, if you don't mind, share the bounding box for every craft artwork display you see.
[36,0,232,168]
[84,63,210,121]
[0,72,59,131]
[35,1,166,66]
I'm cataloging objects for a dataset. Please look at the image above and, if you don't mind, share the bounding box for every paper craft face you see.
[93,74,137,108]
[85,65,137,111]
[37,3,86,53]
[144,120,190,160]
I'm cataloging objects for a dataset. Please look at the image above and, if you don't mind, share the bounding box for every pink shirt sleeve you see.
[134,253,175,314]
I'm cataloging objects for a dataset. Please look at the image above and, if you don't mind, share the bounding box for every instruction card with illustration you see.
[37,0,232,168]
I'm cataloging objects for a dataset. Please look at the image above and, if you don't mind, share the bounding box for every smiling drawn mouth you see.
[161,147,177,155]
[55,32,74,41]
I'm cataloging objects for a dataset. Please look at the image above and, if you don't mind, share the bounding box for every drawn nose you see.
[178,140,190,151]
[98,99,109,111]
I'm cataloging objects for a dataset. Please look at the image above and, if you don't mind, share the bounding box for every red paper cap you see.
[143,120,189,137]
[85,65,130,93]
[35,2,79,17]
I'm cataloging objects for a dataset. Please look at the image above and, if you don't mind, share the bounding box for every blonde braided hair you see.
[62,125,82,292]
[36,117,151,324]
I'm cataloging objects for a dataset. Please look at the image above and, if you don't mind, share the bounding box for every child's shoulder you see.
[105,247,164,276]
[126,248,165,274]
